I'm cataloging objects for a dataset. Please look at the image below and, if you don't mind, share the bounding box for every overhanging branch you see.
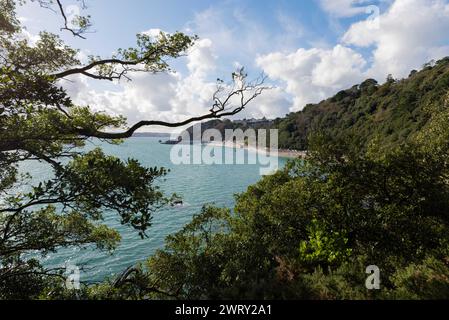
[55,0,90,39]
[77,70,270,139]
[77,107,245,139]
[52,58,146,80]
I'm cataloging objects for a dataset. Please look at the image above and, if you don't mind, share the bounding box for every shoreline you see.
[204,141,307,159]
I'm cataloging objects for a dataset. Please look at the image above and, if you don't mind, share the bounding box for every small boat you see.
[160,136,182,145]
[171,199,183,206]
[170,193,183,207]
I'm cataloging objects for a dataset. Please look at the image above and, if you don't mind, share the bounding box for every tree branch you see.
[77,108,245,139]
[52,58,142,79]
[77,71,270,139]
[55,0,89,39]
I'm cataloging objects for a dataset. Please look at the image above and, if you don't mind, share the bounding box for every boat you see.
[160,136,182,145]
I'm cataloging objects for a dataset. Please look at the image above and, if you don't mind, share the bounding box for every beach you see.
[204,140,307,159]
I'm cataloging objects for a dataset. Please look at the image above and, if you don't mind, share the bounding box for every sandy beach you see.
[204,141,307,159]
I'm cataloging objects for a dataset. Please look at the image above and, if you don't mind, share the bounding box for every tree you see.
[117,121,449,300]
[0,0,267,299]
[272,57,449,151]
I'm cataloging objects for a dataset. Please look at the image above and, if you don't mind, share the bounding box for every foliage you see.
[269,58,449,150]
[41,61,449,300]
[0,0,265,299]
[110,108,449,300]
[298,219,352,266]
[0,0,194,299]
[387,257,449,300]
[188,58,449,151]
[3,0,449,301]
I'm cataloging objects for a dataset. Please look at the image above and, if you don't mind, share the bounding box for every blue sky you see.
[21,1,328,53]
[17,0,449,130]
[19,0,344,74]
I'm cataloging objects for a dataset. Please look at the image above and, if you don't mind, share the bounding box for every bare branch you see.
[76,70,271,139]
[55,0,90,39]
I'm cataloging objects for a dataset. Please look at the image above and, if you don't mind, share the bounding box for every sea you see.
[16,137,288,283]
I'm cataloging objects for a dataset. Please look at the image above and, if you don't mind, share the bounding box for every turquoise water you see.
[18,137,287,283]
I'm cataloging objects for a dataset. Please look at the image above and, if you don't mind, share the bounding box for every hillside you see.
[191,57,449,150]
[185,118,273,140]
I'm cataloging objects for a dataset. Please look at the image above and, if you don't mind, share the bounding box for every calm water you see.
[18,137,287,283]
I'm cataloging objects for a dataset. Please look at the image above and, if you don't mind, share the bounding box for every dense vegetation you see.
[2,0,449,300]
[0,0,264,299]
[87,92,449,299]
[91,55,449,299]
[194,58,449,151]
[0,0,194,299]
[273,59,449,150]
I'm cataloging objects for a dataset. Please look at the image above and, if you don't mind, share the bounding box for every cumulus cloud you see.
[257,45,366,111]
[64,37,223,129]
[255,0,449,111]
[170,38,218,117]
[64,28,293,127]
[65,72,180,123]
[343,0,449,79]
[60,0,449,124]
[237,87,292,120]
[141,28,165,38]
[20,29,41,45]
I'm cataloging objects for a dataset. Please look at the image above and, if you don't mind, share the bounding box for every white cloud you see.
[64,38,229,130]
[312,45,367,87]
[237,87,292,119]
[59,0,449,127]
[141,28,164,38]
[20,29,40,45]
[343,0,449,79]
[65,72,181,124]
[186,38,216,78]
[64,29,293,127]
[170,38,218,117]
[187,5,307,60]
[319,0,374,17]
[257,45,366,111]
[255,0,449,112]
[60,74,90,103]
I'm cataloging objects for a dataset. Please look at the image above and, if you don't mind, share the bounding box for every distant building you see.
[234,118,272,126]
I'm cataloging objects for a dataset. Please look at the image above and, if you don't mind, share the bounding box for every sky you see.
[17,0,449,131]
